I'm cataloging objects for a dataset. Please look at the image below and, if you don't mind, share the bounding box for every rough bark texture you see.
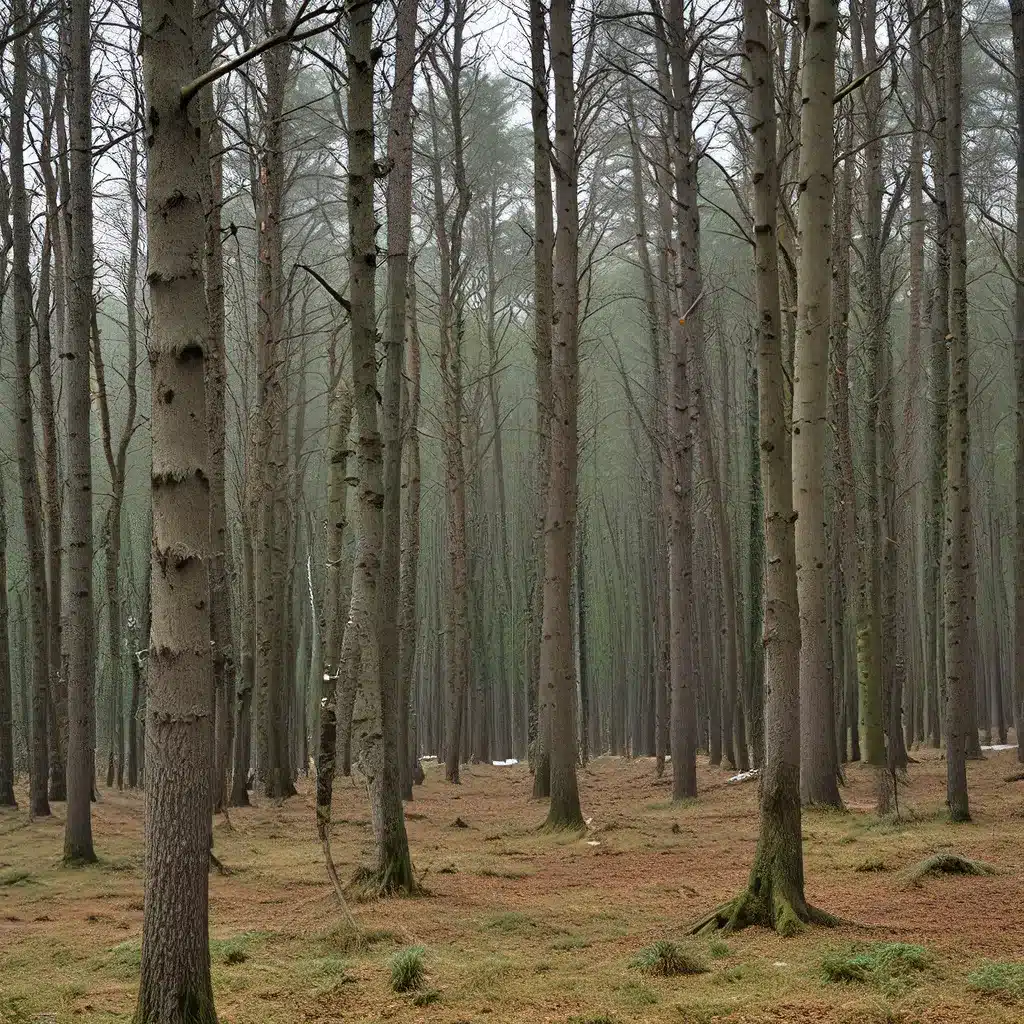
[63,0,98,863]
[528,0,554,796]
[942,0,971,823]
[386,0,417,800]
[1012,0,1024,765]
[8,2,51,819]
[793,0,840,809]
[345,0,416,894]
[542,0,584,830]
[134,0,216,1016]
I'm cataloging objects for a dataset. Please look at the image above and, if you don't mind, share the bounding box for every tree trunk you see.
[793,0,840,808]
[943,0,971,822]
[0,468,15,807]
[528,0,554,796]
[1011,0,1024,764]
[135,0,216,1014]
[345,0,416,894]
[698,0,833,935]
[542,0,584,830]
[8,1,51,819]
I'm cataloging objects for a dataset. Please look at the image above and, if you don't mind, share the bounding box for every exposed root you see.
[690,891,842,938]
[209,851,231,876]
[1003,771,1024,783]
[900,852,1000,887]
[346,860,421,902]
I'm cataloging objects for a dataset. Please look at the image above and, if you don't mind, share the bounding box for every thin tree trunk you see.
[0,468,15,807]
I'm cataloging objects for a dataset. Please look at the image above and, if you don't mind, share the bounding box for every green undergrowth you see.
[820,942,931,994]
[967,961,1024,1000]
[630,939,708,977]
[390,945,426,992]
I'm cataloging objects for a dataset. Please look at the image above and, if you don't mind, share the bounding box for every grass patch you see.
[630,940,708,978]
[0,869,33,887]
[412,988,441,1006]
[321,925,396,954]
[477,866,532,880]
[551,934,591,951]
[820,942,931,993]
[567,1015,615,1024]
[706,938,731,959]
[390,945,425,993]
[105,939,142,978]
[854,857,889,873]
[616,979,658,1007]
[210,931,269,965]
[901,852,999,886]
[967,961,1024,1000]
[485,911,538,933]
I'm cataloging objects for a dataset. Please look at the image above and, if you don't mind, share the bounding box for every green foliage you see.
[551,934,591,950]
[967,961,1024,1000]
[630,940,708,978]
[390,945,426,993]
[616,979,658,1007]
[820,942,931,993]
[106,939,142,978]
[412,988,441,1007]
[706,938,731,959]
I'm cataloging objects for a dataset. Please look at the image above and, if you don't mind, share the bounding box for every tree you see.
[943,0,971,822]
[134,0,216,1015]
[63,0,98,864]
[0,467,15,807]
[345,0,416,894]
[696,0,835,935]
[1012,0,1024,766]
[793,0,840,808]
[541,0,584,831]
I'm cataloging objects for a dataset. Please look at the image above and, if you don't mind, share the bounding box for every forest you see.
[1,0,1024,1021]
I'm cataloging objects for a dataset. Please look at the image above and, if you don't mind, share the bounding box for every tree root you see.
[690,890,842,938]
[346,859,420,902]
[209,851,231,876]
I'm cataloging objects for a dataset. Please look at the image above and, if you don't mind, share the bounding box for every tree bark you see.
[542,0,584,830]
[0,468,15,807]
[793,0,840,808]
[943,0,971,822]
[345,0,416,893]
[134,0,216,1015]
[8,0,52,819]
[528,0,554,797]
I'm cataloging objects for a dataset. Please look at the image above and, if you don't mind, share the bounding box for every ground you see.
[2,748,1024,1024]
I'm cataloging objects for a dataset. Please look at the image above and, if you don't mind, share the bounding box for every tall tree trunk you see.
[698,0,834,935]
[542,0,584,830]
[529,0,554,796]
[63,0,98,863]
[345,0,416,893]
[8,3,51,818]
[793,0,840,808]
[386,0,417,800]
[135,0,216,1014]
[1011,0,1024,764]
[399,266,423,797]
[943,0,971,822]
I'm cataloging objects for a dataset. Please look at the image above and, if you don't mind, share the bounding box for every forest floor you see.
[3,748,1024,1024]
